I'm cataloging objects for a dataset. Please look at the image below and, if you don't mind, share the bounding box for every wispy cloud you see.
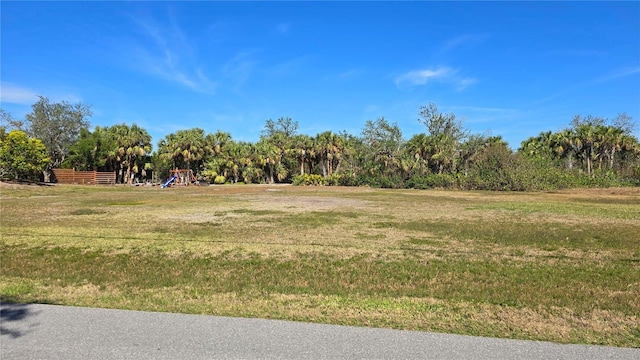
[593,66,640,84]
[223,51,259,93]
[395,67,453,86]
[454,78,477,91]
[0,82,84,110]
[0,83,39,105]
[395,67,476,91]
[125,13,218,94]
[364,104,379,113]
[338,69,362,78]
[439,33,489,54]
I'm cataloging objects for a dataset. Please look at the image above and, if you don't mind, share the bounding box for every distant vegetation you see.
[2,97,639,190]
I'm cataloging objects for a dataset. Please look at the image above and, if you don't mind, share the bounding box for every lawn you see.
[1,183,639,347]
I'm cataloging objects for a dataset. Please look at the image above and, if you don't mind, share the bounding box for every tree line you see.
[1,96,639,190]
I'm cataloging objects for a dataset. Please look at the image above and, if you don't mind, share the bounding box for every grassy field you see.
[1,183,639,347]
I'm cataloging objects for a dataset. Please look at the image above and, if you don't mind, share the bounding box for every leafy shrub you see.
[292,174,326,186]
[336,173,359,186]
[576,170,626,188]
[326,174,342,186]
[406,173,458,189]
[460,145,519,190]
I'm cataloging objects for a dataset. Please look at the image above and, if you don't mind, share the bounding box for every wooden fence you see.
[52,169,116,185]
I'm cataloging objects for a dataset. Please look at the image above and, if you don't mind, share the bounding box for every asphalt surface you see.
[1,302,638,359]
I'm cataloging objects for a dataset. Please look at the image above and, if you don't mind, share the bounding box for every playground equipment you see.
[161,175,178,188]
[161,169,197,188]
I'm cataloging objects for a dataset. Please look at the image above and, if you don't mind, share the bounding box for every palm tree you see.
[110,124,151,184]
[457,135,507,177]
[597,125,624,170]
[260,119,295,183]
[158,128,226,180]
[206,140,253,183]
[574,123,596,176]
[253,139,280,184]
[551,129,577,169]
[314,131,349,178]
[291,134,313,175]
[242,142,266,183]
[208,130,232,156]
[405,133,431,174]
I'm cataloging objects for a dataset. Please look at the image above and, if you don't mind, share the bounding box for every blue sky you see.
[2,1,639,149]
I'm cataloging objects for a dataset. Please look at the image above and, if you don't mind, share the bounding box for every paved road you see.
[1,302,638,359]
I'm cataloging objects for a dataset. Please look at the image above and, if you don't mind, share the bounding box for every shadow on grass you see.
[0,179,53,186]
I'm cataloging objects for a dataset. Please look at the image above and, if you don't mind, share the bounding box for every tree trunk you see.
[126,165,132,185]
[609,150,615,169]
[186,160,191,185]
[42,170,51,183]
[567,153,574,169]
[120,167,126,184]
[335,158,343,175]
[321,157,327,178]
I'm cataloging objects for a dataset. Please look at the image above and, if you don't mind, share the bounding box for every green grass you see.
[379,219,640,251]
[1,183,639,347]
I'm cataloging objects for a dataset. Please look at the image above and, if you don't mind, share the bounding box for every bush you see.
[354,173,404,188]
[337,174,359,186]
[576,170,628,188]
[0,130,49,182]
[213,175,226,184]
[460,145,518,190]
[406,173,458,189]
[326,174,342,186]
[292,174,326,186]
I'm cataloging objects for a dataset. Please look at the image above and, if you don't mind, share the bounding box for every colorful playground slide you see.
[161,175,178,188]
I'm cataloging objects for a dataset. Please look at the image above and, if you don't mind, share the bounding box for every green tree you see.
[402,133,429,178]
[157,128,214,176]
[109,124,152,184]
[244,142,268,183]
[1,109,25,132]
[208,130,232,156]
[291,134,314,176]
[552,129,578,169]
[62,127,118,171]
[417,103,466,174]
[315,131,347,178]
[458,134,507,177]
[0,130,50,181]
[262,117,298,139]
[260,117,298,183]
[570,115,608,177]
[205,140,253,184]
[464,142,521,190]
[24,96,92,182]
[360,117,404,186]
